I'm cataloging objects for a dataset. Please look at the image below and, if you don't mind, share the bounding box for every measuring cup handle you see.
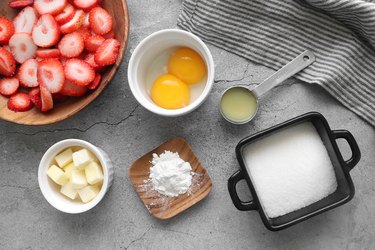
[332,130,361,171]
[252,50,315,98]
[227,170,257,211]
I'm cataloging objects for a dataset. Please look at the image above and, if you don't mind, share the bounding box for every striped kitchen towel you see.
[177,0,375,127]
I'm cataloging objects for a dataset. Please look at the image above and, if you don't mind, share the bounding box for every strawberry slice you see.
[36,48,61,58]
[30,94,42,110]
[32,15,60,48]
[13,6,37,34]
[64,58,95,86]
[9,33,37,64]
[84,53,104,72]
[40,85,53,111]
[54,4,76,25]
[85,35,104,52]
[0,17,15,45]
[103,30,115,39]
[8,0,34,9]
[38,58,64,93]
[76,26,91,40]
[28,86,40,96]
[60,9,85,34]
[94,38,120,66]
[0,47,16,77]
[58,32,84,58]
[73,0,98,10]
[18,58,38,87]
[88,73,101,90]
[89,7,113,35]
[0,77,19,96]
[59,80,87,96]
[34,0,67,16]
[7,92,33,112]
[82,12,90,28]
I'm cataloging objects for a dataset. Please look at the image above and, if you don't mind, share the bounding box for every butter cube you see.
[78,185,100,203]
[73,149,96,168]
[63,162,76,179]
[70,169,88,189]
[55,148,73,168]
[85,162,104,185]
[47,165,69,185]
[60,182,78,200]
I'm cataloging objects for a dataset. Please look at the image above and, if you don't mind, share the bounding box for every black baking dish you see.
[228,112,361,231]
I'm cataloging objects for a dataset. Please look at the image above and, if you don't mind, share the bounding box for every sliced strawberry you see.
[13,6,37,34]
[0,77,19,96]
[73,0,98,10]
[58,32,84,58]
[52,93,67,102]
[0,17,15,45]
[38,58,64,93]
[9,33,37,64]
[83,53,104,72]
[103,30,115,39]
[88,73,101,90]
[82,12,90,28]
[40,85,53,111]
[32,15,60,48]
[8,0,34,8]
[60,9,84,34]
[85,35,104,52]
[36,48,61,58]
[3,46,11,53]
[54,4,75,25]
[30,94,42,110]
[76,26,91,40]
[59,80,87,96]
[17,59,38,88]
[89,7,113,35]
[34,0,67,16]
[64,58,95,86]
[7,92,33,112]
[28,86,40,96]
[94,38,120,66]
[0,47,16,77]
[60,57,67,65]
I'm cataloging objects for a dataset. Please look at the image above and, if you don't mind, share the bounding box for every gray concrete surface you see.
[1,0,374,249]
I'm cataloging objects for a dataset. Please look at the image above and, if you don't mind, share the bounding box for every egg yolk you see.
[151,74,190,109]
[168,47,206,85]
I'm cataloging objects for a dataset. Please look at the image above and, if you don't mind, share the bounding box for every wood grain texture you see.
[129,137,212,220]
[0,0,129,125]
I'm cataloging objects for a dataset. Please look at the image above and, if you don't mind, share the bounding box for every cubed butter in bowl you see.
[38,139,114,214]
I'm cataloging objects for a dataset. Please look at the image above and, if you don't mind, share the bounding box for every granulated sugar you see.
[243,122,338,218]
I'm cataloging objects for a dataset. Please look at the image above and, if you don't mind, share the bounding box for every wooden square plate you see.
[128,137,212,220]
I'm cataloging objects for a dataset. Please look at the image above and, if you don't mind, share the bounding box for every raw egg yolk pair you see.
[151,48,206,110]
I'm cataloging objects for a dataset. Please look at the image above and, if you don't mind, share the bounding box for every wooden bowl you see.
[0,0,129,125]
[129,137,212,220]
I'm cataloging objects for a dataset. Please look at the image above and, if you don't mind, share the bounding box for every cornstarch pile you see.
[243,122,338,218]
[149,151,193,197]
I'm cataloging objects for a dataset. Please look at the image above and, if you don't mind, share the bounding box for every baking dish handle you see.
[227,170,257,211]
[332,130,361,171]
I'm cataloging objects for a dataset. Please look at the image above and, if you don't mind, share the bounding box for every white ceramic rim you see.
[128,29,215,117]
[38,139,110,214]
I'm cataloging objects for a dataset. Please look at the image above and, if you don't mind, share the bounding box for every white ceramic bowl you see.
[38,139,114,214]
[128,29,215,117]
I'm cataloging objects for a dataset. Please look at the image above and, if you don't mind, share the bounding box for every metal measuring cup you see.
[220,50,315,124]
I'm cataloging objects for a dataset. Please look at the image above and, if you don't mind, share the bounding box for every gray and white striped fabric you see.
[177,0,375,127]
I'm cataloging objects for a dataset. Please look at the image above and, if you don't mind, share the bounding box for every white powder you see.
[243,122,338,218]
[149,151,193,197]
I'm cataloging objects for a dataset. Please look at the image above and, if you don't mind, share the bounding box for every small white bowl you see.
[38,139,114,214]
[128,29,215,117]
